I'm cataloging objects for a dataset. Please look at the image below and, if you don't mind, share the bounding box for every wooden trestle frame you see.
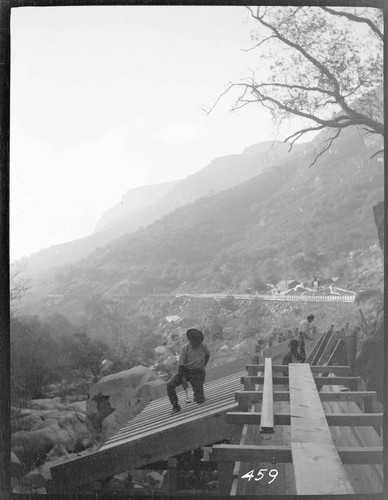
[49,329,383,496]
[211,329,383,496]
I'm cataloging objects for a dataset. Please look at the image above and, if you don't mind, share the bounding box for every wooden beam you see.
[245,364,351,376]
[235,390,376,409]
[316,332,340,367]
[212,445,383,465]
[212,444,291,463]
[50,405,240,492]
[304,331,326,364]
[289,364,354,494]
[260,358,274,433]
[227,412,383,427]
[241,375,361,387]
[310,330,333,365]
[261,339,290,360]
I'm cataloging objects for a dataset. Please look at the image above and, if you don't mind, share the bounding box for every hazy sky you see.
[11,6,301,261]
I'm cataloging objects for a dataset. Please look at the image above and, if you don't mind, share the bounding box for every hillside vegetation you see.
[17,125,383,323]
[16,141,291,276]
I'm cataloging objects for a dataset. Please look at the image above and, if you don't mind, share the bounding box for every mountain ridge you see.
[17,124,383,320]
[15,140,293,276]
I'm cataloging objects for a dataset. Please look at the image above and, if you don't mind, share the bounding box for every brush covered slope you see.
[18,126,383,319]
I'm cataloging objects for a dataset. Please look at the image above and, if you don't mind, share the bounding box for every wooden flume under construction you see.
[49,327,383,495]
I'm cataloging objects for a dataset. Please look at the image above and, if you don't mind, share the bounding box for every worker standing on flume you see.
[167,329,210,414]
[298,314,315,358]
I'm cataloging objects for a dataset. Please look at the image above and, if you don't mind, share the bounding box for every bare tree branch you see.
[252,82,335,96]
[370,149,384,159]
[320,6,383,41]
[248,8,384,136]
[285,124,326,149]
[309,128,342,168]
[207,6,383,168]
[249,9,341,95]
[241,35,276,52]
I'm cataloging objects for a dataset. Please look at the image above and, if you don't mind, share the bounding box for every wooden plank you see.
[325,339,345,368]
[321,381,383,494]
[289,364,354,494]
[311,330,333,365]
[50,405,240,491]
[316,332,340,367]
[227,412,383,427]
[246,364,351,376]
[291,442,354,494]
[260,358,274,433]
[106,381,242,443]
[304,330,326,363]
[241,375,361,387]
[235,390,376,408]
[212,445,383,465]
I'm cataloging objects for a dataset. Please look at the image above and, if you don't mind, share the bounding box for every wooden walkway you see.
[49,331,383,495]
[212,350,383,495]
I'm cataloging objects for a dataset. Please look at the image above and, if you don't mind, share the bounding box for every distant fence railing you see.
[175,293,354,303]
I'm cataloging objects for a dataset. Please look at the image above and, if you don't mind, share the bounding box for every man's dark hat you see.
[307,314,315,321]
[186,328,204,343]
[289,339,299,348]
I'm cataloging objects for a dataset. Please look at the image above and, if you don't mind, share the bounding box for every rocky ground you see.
[11,280,380,494]
[11,365,166,494]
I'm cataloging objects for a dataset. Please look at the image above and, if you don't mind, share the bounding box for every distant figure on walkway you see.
[298,314,315,358]
[282,339,305,364]
[167,329,210,414]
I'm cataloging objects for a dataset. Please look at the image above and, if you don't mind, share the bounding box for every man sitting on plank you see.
[167,328,210,414]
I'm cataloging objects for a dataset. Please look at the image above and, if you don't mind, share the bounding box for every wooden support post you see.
[344,328,357,373]
[167,458,178,491]
[217,460,235,496]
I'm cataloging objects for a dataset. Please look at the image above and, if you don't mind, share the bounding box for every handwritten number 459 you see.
[241,469,278,484]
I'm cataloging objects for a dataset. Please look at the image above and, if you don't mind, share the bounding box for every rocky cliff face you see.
[354,201,384,402]
[373,201,384,253]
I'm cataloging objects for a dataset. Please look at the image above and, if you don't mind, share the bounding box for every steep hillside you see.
[18,125,383,320]
[95,180,179,232]
[15,140,290,277]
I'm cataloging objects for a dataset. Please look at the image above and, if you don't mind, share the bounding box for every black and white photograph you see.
[3,1,385,496]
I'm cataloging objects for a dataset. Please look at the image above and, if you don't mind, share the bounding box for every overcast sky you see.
[11,6,303,261]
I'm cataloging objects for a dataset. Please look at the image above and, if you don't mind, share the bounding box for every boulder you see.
[11,423,73,469]
[162,356,178,371]
[30,398,62,411]
[87,365,165,442]
[12,410,44,433]
[20,468,48,492]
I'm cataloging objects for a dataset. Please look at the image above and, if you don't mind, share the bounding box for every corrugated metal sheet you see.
[100,370,245,450]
